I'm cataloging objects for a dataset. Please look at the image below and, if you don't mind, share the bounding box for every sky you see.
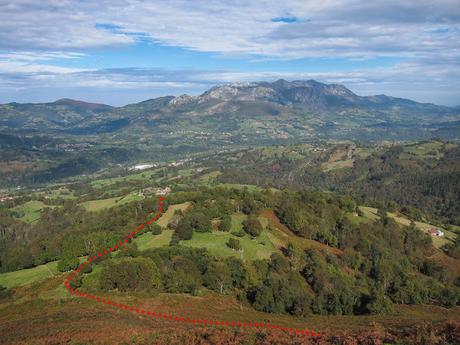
[0,0,459,106]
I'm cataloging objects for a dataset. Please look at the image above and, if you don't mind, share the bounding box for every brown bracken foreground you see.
[0,285,459,345]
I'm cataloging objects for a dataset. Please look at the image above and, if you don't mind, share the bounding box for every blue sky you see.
[0,0,459,106]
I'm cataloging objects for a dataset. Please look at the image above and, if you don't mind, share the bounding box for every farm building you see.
[428,228,444,237]
[138,186,171,197]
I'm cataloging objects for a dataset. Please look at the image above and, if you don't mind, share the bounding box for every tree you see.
[225,257,248,289]
[204,261,232,294]
[226,238,241,251]
[219,215,232,232]
[57,255,80,272]
[252,285,275,313]
[241,197,260,215]
[366,290,394,314]
[151,224,162,235]
[188,212,212,233]
[269,253,289,273]
[163,256,202,294]
[243,215,263,237]
[175,219,193,240]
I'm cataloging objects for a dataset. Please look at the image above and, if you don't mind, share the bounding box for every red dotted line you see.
[63,196,321,337]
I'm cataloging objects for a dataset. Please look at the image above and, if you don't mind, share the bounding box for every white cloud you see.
[1,60,458,105]
[0,0,459,104]
[0,0,459,59]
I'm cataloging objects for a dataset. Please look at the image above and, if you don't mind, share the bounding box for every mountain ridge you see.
[0,79,459,142]
[1,79,454,109]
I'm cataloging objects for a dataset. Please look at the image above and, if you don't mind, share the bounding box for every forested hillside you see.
[2,188,459,316]
[211,140,460,225]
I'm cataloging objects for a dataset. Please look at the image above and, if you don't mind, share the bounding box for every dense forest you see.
[213,141,460,225]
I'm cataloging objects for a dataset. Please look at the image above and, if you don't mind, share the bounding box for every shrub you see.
[175,220,193,240]
[151,224,162,235]
[366,292,394,314]
[0,285,11,299]
[219,215,232,232]
[243,215,263,237]
[231,229,245,237]
[58,255,80,272]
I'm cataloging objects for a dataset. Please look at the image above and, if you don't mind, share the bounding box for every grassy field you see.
[180,231,277,261]
[403,141,444,156]
[11,200,55,223]
[135,230,174,251]
[199,170,221,184]
[91,169,159,188]
[345,211,373,225]
[215,183,262,192]
[34,187,77,200]
[0,256,92,290]
[0,261,59,288]
[180,213,278,260]
[322,159,354,171]
[80,193,144,212]
[80,196,122,211]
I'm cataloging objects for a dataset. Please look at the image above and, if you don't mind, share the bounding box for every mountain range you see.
[0,79,460,141]
[1,79,459,186]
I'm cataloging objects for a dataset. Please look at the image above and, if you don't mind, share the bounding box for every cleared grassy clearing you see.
[135,230,174,251]
[179,213,278,260]
[0,261,59,289]
[358,206,380,221]
[0,257,91,290]
[323,159,354,171]
[199,170,221,184]
[11,200,55,223]
[345,212,373,225]
[180,230,277,261]
[216,183,262,192]
[34,187,76,200]
[156,202,191,228]
[403,141,444,156]
[80,196,121,211]
[91,169,159,188]
[80,193,144,212]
